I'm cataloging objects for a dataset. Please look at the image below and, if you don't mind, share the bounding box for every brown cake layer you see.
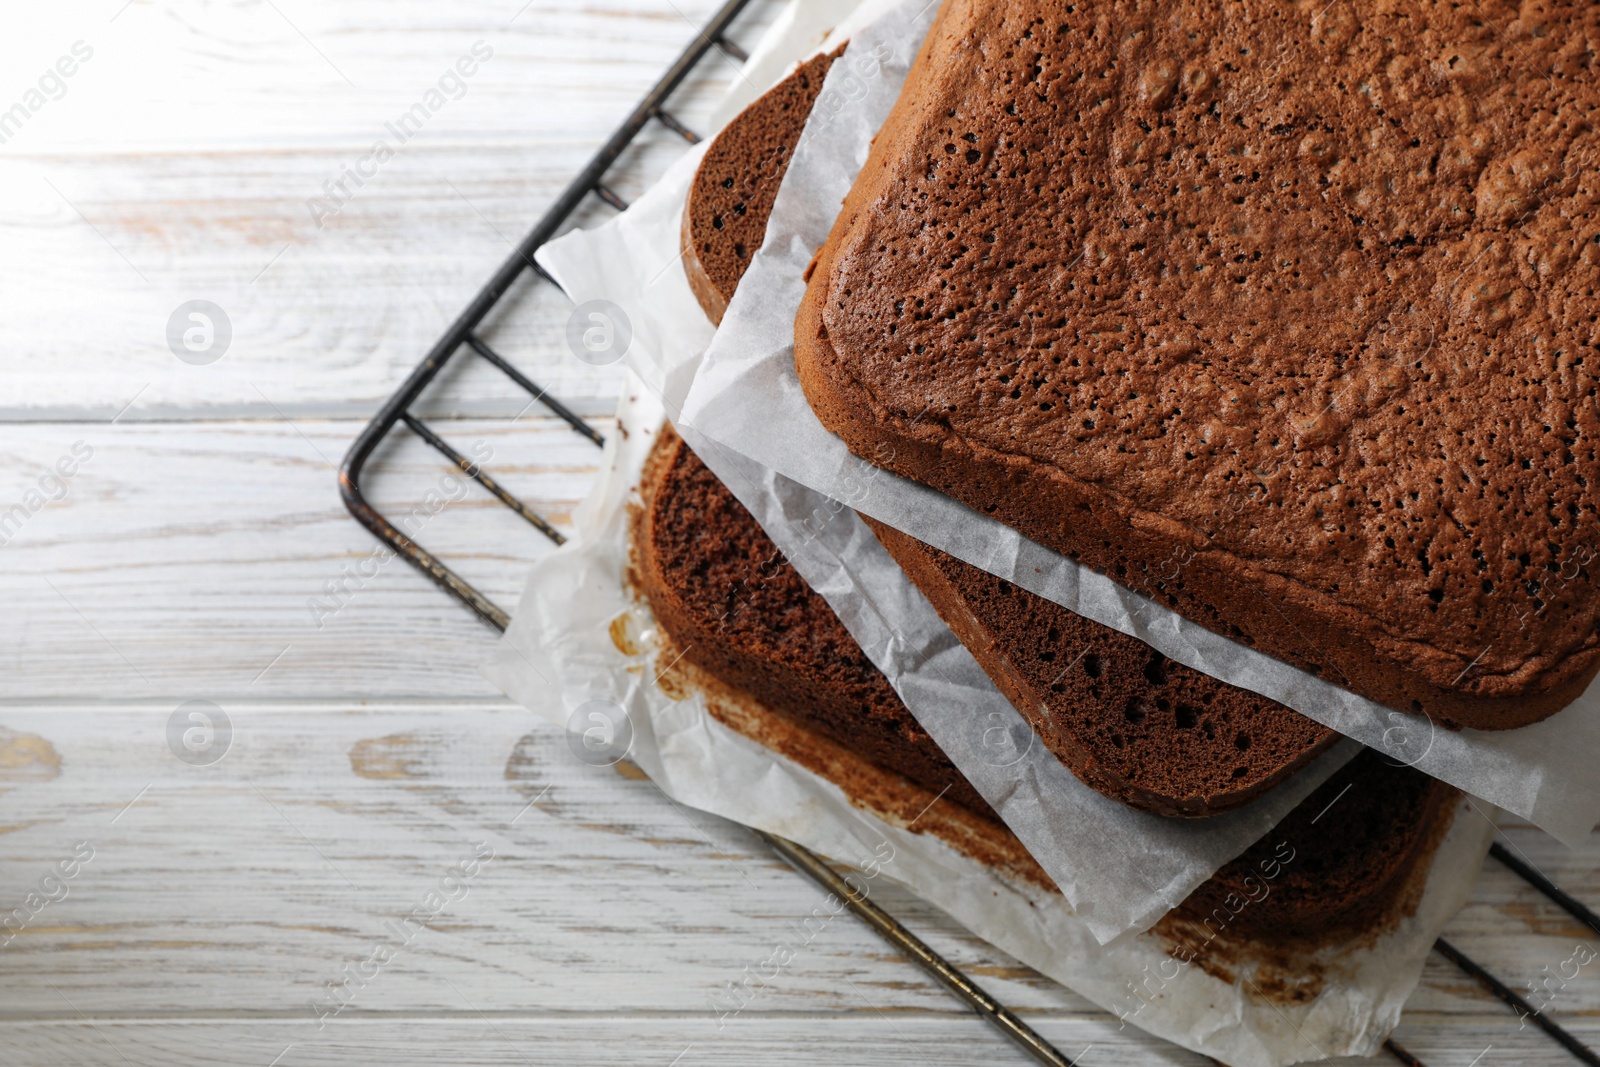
[1167,748,1460,943]
[631,429,1460,946]
[868,518,1336,816]
[794,0,1600,730]
[683,46,844,326]
[653,626,1050,890]
[683,43,1335,815]
[635,427,997,820]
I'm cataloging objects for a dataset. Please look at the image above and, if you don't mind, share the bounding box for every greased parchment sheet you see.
[660,0,1600,847]
[482,377,1494,1067]
[531,9,1360,944]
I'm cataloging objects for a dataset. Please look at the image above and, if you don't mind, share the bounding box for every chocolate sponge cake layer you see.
[633,436,1457,937]
[795,0,1600,730]
[682,44,1334,815]
[683,46,844,326]
[868,518,1336,816]
[636,427,997,820]
[1169,748,1459,943]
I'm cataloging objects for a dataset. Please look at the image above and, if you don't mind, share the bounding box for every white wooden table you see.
[2,2,1597,1063]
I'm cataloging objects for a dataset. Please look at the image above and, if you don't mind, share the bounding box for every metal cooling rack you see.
[338,2,1600,1063]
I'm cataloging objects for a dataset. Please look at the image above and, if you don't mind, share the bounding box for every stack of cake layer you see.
[634,26,1481,980]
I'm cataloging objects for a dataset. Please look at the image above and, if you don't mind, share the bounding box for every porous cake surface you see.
[634,433,1451,941]
[796,0,1600,729]
[686,43,1333,815]
[869,518,1336,816]
[1169,749,1459,943]
[635,428,996,819]
[683,47,842,325]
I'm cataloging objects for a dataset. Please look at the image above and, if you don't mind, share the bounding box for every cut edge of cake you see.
[682,40,1340,816]
[626,425,1466,963]
[682,45,845,327]
[632,425,998,820]
[866,516,1340,817]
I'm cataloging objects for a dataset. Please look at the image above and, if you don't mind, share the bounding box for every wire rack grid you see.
[337,2,1600,1064]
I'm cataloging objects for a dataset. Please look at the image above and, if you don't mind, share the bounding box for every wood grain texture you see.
[0,417,599,701]
[1,0,782,421]
[0,702,1597,1067]
[0,704,1090,1019]
[0,1018,1202,1067]
[25,1017,1599,1067]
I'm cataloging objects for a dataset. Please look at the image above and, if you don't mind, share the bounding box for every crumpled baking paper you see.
[704,0,905,132]
[682,422,1361,943]
[661,0,1600,848]
[482,376,1495,1067]
[532,2,1362,944]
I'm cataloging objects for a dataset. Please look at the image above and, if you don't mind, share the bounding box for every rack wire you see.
[338,2,1600,1063]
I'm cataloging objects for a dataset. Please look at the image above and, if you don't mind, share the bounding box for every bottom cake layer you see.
[634,426,996,819]
[630,427,1460,952]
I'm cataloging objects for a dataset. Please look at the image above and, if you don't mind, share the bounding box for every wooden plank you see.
[0,418,601,701]
[1,0,785,422]
[1,412,1596,1060]
[3,700,1600,1067]
[0,702,1096,1019]
[6,1017,1597,1067]
[4,1016,1598,1067]
[0,1017,1206,1067]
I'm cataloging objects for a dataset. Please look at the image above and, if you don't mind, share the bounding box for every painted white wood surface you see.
[0,418,596,700]
[1,0,776,422]
[3,1,1598,1065]
[2,699,1600,1066]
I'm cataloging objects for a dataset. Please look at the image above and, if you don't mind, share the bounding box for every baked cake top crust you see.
[684,41,1334,812]
[802,0,1600,715]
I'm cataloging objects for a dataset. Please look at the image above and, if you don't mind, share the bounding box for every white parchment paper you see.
[532,7,1366,943]
[482,378,1495,1067]
[705,0,906,131]
[682,420,1359,943]
[656,0,1600,847]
